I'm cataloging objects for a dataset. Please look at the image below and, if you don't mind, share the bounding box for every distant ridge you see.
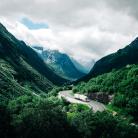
[33,47,86,80]
[79,37,138,82]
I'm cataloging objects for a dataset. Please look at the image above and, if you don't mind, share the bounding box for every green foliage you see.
[70,110,138,138]
[0,103,14,138]
[113,93,127,108]
[0,94,138,138]
[0,23,138,138]
[68,104,89,113]
[74,65,138,121]
[82,37,138,81]
[73,82,87,93]
[6,95,77,138]
[127,97,138,121]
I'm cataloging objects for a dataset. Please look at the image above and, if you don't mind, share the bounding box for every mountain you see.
[81,37,138,81]
[84,59,95,72]
[73,64,138,122]
[70,58,90,74]
[33,47,86,80]
[0,23,67,100]
[41,50,86,80]
[32,46,94,74]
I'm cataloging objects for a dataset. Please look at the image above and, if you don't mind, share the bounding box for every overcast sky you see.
[0,0,138,67]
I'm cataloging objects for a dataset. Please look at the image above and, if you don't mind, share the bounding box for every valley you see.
[0,22,138,138]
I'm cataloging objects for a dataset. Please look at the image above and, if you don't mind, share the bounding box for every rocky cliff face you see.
[33,47,86,80]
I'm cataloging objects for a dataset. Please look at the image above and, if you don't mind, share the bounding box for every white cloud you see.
[0,0,138,68]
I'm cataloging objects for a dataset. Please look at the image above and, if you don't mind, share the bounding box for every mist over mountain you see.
[1,0,138,138]
[0,22,138,138]
[81,37,138,81]
[32,46,86,80]
[70,58,90,74]
[0,23,67,100]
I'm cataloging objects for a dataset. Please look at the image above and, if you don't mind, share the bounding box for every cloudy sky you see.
[0,0,138,68]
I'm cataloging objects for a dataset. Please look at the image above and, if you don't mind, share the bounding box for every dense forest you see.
[73,64,138,122]
[1,92,138,138]
[0,22,138,138]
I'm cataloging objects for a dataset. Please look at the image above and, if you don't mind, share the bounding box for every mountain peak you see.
[32,47,86,80]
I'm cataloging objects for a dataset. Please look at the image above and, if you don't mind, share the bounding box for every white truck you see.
[74,94,90,102]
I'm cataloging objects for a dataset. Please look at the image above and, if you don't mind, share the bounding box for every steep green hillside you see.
[73,64,138,121]
[81,37,138,81]
[0,23,66,100]
[19,45,67,85]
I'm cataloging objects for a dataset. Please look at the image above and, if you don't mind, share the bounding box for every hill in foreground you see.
[0,23,67,100]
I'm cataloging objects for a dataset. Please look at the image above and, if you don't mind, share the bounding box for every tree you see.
[0,103,14,138]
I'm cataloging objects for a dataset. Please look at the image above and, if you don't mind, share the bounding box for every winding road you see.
[58,90,106,112]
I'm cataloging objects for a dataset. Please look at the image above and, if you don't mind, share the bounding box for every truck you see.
[74,94,90,102]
